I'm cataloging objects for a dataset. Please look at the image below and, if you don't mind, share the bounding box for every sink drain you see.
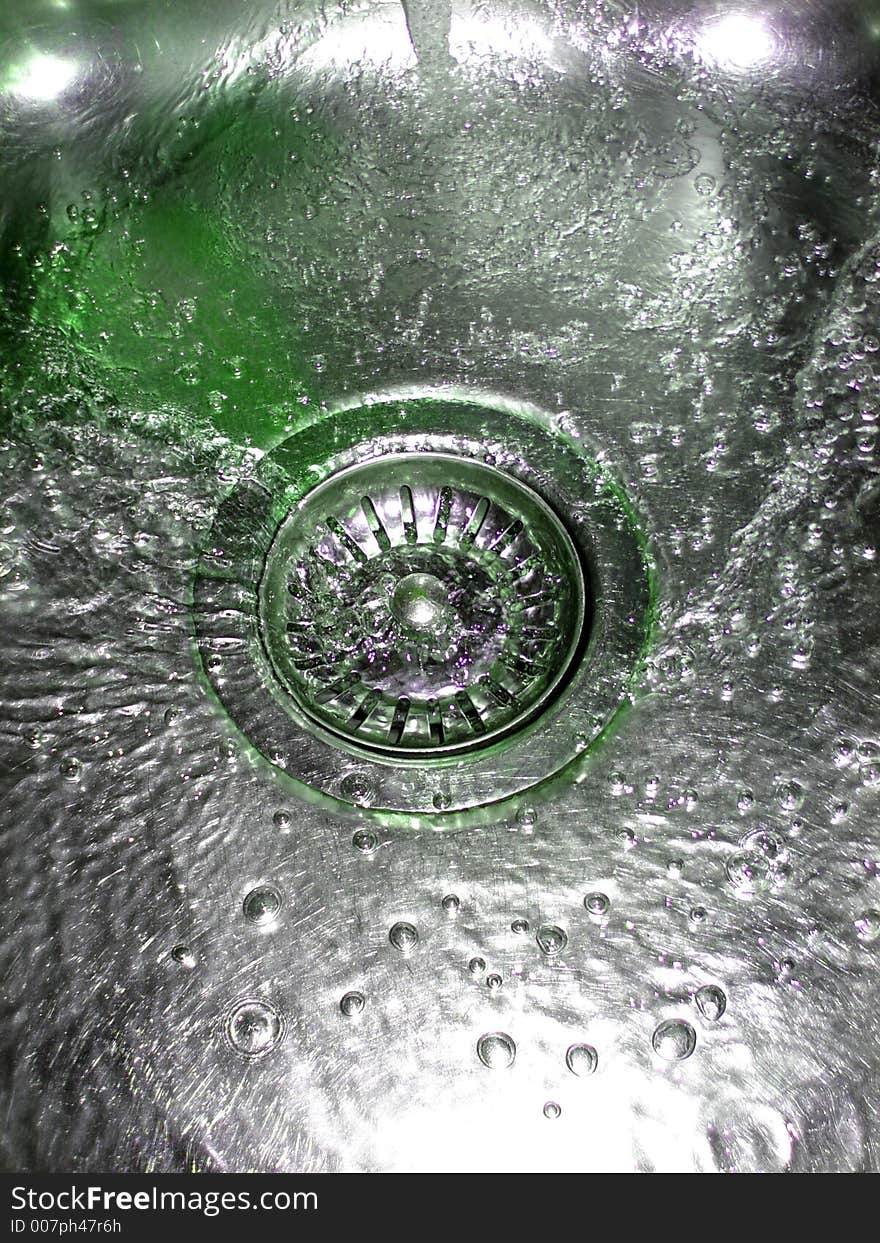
[194,398,652,817]
[258,454,586,757]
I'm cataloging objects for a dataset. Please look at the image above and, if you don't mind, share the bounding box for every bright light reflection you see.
[450,14,558,66]
[697,13,777,71]
[7,53,79,102]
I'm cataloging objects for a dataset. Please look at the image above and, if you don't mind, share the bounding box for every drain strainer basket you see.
[259,453,586,758]
[194,399,652,818]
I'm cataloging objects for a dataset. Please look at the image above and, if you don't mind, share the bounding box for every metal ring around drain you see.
[258,454,587,758]
[193,398,653,818]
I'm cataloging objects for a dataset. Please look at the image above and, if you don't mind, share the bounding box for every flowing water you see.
[1,0,880,1171]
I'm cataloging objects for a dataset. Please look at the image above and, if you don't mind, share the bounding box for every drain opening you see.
[194,398,653,816]
[258,454,588,758]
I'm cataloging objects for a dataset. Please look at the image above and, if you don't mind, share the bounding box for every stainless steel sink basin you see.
[2,0,880,1172]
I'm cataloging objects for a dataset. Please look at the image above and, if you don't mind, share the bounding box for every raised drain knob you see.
[389,572,451,634]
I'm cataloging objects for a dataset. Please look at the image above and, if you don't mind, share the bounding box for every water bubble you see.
[737,789,755,812]
[695,985,727,1021]
[543,1101,562,1119]
[667,859,684,877]
[441,893,461,915]
[389,921,419,953]
[242,885,283,926]
[59,757,81,781]
[170,944,196,970]
[695,174,716,196]
[273,809,292,831]
[854,910,880,944]
[468,956,487,975]
[775,780,804,811]
[352,828,379,854]
[340,991,366,1018]
[477,1032,516,1069]
[163,706,179,727]
[515,805,538,829]
[741,828,788,864]
[340,772,375,805]
[225,999,284,1058]
[584,892,610,919]
[486,973,503,991]
[689,906,708,927]
[536,924,568,956]
[432,791,451,811]
[726,851,772,895]
[511,918,530,935]
[652,1019,697,1061]
[565,1043,598,1076]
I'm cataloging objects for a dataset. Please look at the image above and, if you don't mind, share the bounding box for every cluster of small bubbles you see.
[487,973,503,991]
[468,956,487,975]
[652,1019,697,1061]
[225,999,284,1059]
[477,1032,516,1069]
[854,910,880,944]
[515,805,538,829]
[340,772,374,805]
[511,917,530,935]
[389,921,419,953]
[170,944,196,970]
[565,1043,598,1076]
[59,757,81,781]
[584,892,610,919]
[694,985,727,1021]
[543,1101,562,1120]
[432,791,451,811]
[242,885,283,926]
[273,809,292,831]
[441,893,461,916]
[352,828,379,854]
[689,906,708,927]
[339,991,366,1018]
[536,924,568,956]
